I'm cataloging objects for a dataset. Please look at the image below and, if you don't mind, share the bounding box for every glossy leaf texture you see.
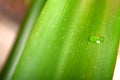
[1,0,120,80]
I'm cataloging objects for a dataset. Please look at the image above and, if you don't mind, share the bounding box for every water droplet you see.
[88,34,104,44]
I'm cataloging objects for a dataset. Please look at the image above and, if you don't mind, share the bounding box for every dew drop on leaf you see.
[88,34,104,44]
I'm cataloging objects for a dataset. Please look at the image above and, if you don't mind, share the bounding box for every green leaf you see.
[1,0,120,80]
[0,0,47,79]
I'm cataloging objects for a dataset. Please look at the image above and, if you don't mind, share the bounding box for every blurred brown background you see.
[0,0,27,22]
[0,0,28,70]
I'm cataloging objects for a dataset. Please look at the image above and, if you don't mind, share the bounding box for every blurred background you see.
[0,0,119,80]
[0,0,27,71]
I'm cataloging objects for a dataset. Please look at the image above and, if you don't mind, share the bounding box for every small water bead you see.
[88,34,104,44]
